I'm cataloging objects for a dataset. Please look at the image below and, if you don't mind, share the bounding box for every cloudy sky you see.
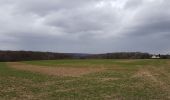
[0,0,170,54]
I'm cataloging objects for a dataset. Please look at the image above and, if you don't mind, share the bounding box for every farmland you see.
[0,59,170,100]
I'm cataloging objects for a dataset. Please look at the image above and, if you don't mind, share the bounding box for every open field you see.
[0,59,170,100]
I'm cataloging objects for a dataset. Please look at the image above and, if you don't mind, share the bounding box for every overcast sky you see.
[0,0,170,54]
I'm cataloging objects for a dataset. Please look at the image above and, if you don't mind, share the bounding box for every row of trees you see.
[0,51,72,62]
[160,55,170,59]
[0,51,169,61]
[87,52,151,59]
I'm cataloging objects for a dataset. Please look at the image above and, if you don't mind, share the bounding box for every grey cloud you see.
[125,0,144,9]
[14,0,100,16]
[125,20,170,37]
[123,0,170,37]
[45,7,119,35]
[0,0,170,54]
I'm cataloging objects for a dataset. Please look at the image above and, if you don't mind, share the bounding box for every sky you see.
[0,0,170,54]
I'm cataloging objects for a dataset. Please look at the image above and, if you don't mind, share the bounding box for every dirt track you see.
[7,62,105,76]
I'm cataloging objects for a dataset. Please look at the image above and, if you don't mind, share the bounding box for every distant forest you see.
[0,51,71,62]
[0,51,170,62]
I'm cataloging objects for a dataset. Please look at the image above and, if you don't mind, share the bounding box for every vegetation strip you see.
[7,62,105,76]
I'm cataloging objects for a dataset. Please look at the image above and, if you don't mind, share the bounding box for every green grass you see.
[24,59,167,67]
[0,59,170,100]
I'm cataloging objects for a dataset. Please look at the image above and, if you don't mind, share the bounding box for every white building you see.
[151,55,160,59]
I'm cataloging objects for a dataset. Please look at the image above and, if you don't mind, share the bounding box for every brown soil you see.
[133,68,170,93]
[100,78,120,82]
[7,62,105,77]
[116,59,140,63]
[132,69,157,81]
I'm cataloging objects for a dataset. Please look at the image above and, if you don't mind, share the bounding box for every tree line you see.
[87,52,151,59]
[87,52,170,59]
[0,51,72,62]
[0,51,170,62]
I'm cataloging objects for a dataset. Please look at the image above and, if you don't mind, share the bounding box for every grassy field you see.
[0,59,170,100]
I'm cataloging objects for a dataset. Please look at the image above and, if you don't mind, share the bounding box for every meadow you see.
[0,59,170,100]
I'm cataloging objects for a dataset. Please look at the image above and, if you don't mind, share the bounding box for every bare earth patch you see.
[100,78,120,82]
[133,68,170,94]
[115,59,140,63]
[132,69,157,81]
[7,62,105,77]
